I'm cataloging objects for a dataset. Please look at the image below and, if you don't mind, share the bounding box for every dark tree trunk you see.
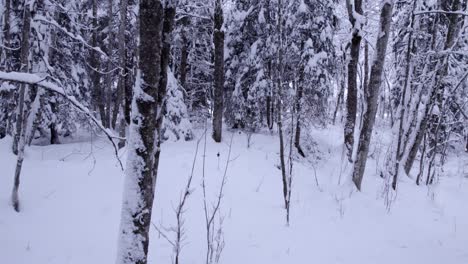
[344,0,363,162]
[114,0,128,149]
[212,0,224,143]
[294,80,305,157]
[180,29,188,88]
[332,79,345,125]
[90,0,106,128]
[124,53,133,125]
[116,0,166,262]
[352,1,394,191]
[49,99,60,144]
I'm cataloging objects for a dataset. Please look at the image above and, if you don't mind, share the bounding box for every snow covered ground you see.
[1,126,468,264]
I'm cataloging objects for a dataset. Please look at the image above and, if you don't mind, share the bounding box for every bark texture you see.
[12,1,34,211]
[344,0,363,162]
[115,0,168,263]
[212,0,224,143]
[352,1,394,191]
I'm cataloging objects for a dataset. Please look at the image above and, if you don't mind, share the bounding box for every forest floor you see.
[1,124,468,264]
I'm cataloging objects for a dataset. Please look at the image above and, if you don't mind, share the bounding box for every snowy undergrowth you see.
[1,125,468,264]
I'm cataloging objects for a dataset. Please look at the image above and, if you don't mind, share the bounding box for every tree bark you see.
[344,0,363,162]
[212,0,224,143]
[294,78,305,157]
[11,1,34,211]
[115,0,128,148]
[352,1,394,191]
[180,29,188,88]
[276,0,289,224]
[105,0,115,129]
[116,0,176,263]
[90,0,106,128]
[49,98,60,145]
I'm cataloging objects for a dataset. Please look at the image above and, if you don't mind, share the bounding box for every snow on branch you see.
[0,71,124,170]
[33,15,108,58]
[414,10,468,17]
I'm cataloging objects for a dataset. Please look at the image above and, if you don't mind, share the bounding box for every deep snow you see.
[1,125,468,264]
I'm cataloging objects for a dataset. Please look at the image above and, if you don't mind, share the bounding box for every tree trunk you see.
[344,0,363,162]
[105,0,115,129]
[124,53,133,125]
[49,97,60,144]
[276,0,289,224]
[352,1,394,191]
[90,0,106,128]
[1,0,11,69]
[294,79,305,157]
[115,0,128,148]
[212,0,224,143]
[116,0,175,263]
[332,78,345,125]
[11,1,34,211]
[180,29,188,88]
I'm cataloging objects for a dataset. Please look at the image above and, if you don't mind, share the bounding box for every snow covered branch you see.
[0,71,124,170]
[414,10,468,17]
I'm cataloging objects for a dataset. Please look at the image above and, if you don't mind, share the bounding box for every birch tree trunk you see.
[11,1,34,211]
[212,0,224,143]
[344,0,363,162]
[352,1,394,191]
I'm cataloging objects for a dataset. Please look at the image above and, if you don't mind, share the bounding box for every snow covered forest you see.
[1,0,468,263]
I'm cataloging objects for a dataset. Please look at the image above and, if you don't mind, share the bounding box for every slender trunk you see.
[124,54,133,125]
[344,0,363,162]
[266,61,274,130]
[180,29,188,88]
[352,1,394,191]
[49,98,60,144]
[212,0,224,143]
[294,79,305,157]
[276,0,288,224]
[114,0,128,149]
[26,87,43,146]
[1,0,11,70]
[153,4,176,178]
[90,0,106,127]
[11,2,34,211]
[106,0,115,128]
[416,133,426,185]
[332,78,345,125]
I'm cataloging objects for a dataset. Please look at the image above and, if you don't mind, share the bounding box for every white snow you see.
[1,125,468,264]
